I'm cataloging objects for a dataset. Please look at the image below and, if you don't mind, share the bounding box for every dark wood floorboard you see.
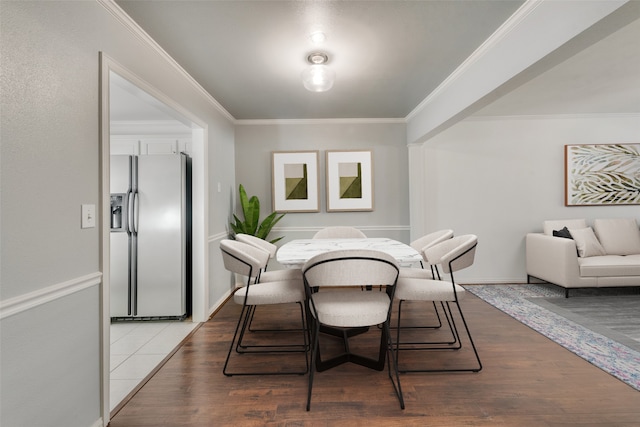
[109,292,640,426]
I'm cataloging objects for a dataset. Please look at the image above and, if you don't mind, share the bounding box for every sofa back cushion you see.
[568,227,606,257]
[593,218,640,255]
[543,219,587,236]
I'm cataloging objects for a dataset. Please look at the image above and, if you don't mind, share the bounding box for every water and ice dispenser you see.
[110,193,127,231]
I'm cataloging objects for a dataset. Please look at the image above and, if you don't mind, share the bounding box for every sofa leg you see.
[565,289,569,298]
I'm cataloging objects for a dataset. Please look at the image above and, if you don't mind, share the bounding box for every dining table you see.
[276,237,423,372]
[276,237,423,269]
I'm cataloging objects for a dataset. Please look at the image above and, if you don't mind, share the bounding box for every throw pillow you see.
[593,218,640,255]
[553,227,573,239]
[568,227,606,258]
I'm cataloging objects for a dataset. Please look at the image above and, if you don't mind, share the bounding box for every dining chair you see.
[399,229,454,279]
[396,229,455,332]
[394,234,482,373]
[312,226,367,239]
[220,239,308,376]
[234,233,303,335]
[234,233,302,282]
[302,249,404,410]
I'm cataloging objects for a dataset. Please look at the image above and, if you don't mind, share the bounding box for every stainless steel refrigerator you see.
[110,153,191,320]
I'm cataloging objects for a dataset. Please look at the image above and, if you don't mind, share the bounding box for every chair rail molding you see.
[0,272,103,319]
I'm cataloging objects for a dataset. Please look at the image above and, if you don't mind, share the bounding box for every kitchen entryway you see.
[110,320,199,411]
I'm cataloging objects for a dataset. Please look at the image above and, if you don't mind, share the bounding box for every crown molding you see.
[235,118,406,126]
[406,0,543,122]
[97,0,235,122]
[467,112,640,121]
[110,120,193,136]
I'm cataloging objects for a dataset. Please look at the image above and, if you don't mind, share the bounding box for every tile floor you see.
[110,320,200,411]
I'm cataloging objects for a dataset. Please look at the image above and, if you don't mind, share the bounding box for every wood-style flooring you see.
[109,291,640,426]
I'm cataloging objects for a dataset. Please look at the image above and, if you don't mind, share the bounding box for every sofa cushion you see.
[593,218,640,255]
[568,227,606,258]
[578,254,640,277]
[543,219,587,236]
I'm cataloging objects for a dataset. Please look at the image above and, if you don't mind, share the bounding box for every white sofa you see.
[526,218,640,297]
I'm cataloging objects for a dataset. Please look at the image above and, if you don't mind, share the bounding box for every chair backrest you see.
[302,249,399,288]
[410,229,454,255]
[220,239,269,283]
[235,233,277,258]
[312,226,367,239]
[423,234,478,275]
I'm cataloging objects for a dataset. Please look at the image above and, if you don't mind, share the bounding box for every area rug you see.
[465,284,640,391]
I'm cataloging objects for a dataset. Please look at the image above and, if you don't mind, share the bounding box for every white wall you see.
[0,2,234,426]
[234,121,411,253]
[412,113,640,283]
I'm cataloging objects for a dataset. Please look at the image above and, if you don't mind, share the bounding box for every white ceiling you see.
[112,0,640,122]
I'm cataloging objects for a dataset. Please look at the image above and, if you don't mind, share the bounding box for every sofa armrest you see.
[526,233,581,287]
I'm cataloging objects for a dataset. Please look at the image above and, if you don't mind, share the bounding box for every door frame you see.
[99,53,209,424]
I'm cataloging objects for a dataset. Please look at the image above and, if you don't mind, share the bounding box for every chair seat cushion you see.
[234,280,304,305]
[261,268,302,282]
[395,278,465,302]
[398,267,432,279]
[310,290,390,327]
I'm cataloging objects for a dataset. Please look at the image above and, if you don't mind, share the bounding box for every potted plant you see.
[230,184,285,243]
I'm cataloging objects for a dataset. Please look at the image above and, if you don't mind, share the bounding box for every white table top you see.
[276,238,422,269]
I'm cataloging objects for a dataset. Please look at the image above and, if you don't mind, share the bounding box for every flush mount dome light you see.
[301,52,335,92]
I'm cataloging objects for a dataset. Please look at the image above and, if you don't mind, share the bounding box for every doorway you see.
[99,54,208,420]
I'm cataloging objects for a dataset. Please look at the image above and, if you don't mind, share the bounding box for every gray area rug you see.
[466,284,640,391]
[529,289,640,353]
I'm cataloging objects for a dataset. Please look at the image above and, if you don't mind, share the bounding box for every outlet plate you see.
[81,204,96,229]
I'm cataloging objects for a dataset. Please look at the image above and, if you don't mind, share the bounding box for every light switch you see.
[81,204,96,229]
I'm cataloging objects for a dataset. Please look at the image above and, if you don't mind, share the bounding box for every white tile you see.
[110,353,166,380]
[109,319,201,412]
[136,334,182,355]
[110,354,129,372]
[110,323,140,343]
[110,379,140,411]
[110,334,152,355]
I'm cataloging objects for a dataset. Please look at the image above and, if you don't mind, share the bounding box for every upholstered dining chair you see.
[234,233,303,335]
[234,233,302,282]
[394,234,482,373]
[396,229,455,332]
[399,229,454,279]
[312,226,367,239]
[219,239,308,376]
[302,249,404,410]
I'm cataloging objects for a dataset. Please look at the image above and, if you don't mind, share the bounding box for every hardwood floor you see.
[109,292,640,426]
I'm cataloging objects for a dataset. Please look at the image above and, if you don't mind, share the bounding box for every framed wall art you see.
[326,150,374,212]
[565,143,640,206]
[271,151,320,212]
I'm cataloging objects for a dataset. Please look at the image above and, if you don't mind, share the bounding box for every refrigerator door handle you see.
[132,191,139,234]
[126,190,134,235]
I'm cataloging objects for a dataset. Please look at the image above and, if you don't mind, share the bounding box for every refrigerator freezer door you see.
[110,155,133,317]
[135,154,187,317]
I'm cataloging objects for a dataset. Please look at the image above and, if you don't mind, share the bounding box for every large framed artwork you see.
[565,143,640,206]
[326,150,374,212]
[271,151,320,212]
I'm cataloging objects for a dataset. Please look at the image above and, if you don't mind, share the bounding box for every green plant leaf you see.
[230,184,286,243]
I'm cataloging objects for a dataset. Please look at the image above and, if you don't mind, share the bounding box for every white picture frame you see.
[326,150,374,212]
[272,151,320,212]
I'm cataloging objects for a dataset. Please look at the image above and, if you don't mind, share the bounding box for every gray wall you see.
[0,2,234,426]
[234,122,411,253]
[411,114,640,283]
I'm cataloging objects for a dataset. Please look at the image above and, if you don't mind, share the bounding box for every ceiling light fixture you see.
[309,31,326,44]
[301,52,335,92]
